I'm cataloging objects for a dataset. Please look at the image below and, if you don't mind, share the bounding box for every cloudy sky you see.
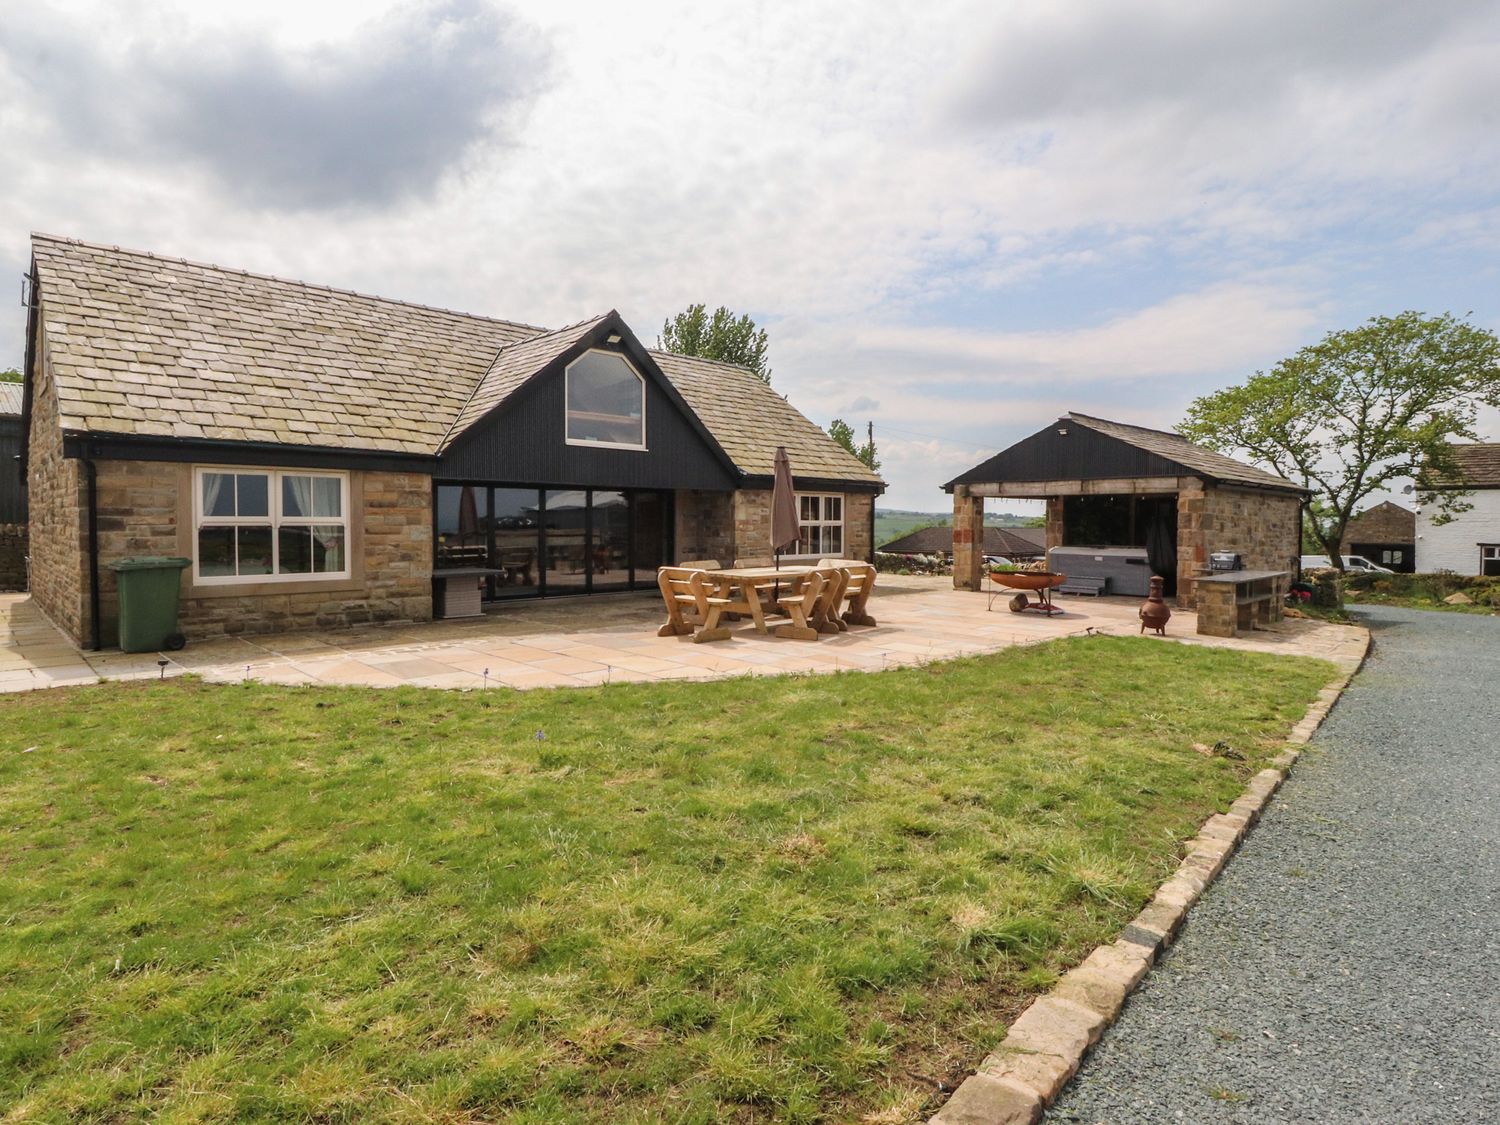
[2,0,1497,511]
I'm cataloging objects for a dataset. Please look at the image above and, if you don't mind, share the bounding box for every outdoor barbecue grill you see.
[1209,552,1244,573]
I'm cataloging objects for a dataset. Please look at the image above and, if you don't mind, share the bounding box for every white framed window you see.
[565,349,646,449]
[194,468,349,584]
[1482,545,1500,577]
[796,493,844,557]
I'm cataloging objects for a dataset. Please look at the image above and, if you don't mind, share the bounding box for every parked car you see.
[1299,553,1393,573]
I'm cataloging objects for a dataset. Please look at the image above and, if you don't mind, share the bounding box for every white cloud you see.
[0,0,1496,511]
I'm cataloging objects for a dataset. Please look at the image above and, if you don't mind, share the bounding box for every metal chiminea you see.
[1139,575,1171,635]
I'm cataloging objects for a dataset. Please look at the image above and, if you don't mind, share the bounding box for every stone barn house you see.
[20,235,882,649]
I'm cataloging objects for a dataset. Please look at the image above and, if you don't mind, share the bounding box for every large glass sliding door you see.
[491,488,540,598]
[632,491,669,574]
[435,484,673,601]
[543,490,589,595]
[591,491,631,593]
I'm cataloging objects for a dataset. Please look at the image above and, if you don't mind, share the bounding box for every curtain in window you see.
[283,475,315,519]
[201,472,227,517]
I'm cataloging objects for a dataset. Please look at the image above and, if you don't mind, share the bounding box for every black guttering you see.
[19,259,39,481]
[62,432,435,473]
[737,473,883,494]
[61,433,883,494]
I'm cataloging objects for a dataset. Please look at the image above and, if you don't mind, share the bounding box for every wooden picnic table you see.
[709,565,816,634]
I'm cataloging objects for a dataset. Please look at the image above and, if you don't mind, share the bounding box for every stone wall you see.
[88,462,433,645]
[843,491,874,561]
[0,524,27,591]
[676,488,877,567]
[28,421,434,647]
[26,333,89,640]
[674,490,736,564]
[1179,484,1301,608]
[733,490,773,562]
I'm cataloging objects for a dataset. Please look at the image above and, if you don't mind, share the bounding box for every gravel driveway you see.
[1047,605,1500,1124]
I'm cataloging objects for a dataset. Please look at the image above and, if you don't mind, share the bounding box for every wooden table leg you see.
[740,579,769,633]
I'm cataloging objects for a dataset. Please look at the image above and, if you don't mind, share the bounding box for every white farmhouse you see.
[1415,443,1500,576]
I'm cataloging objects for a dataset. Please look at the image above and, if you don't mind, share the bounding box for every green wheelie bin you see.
[108,557,191,653]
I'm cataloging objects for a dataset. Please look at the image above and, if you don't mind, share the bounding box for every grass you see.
[1343,591,1498,615]
[0,637,1331,1123]
[1341,571,1500,616]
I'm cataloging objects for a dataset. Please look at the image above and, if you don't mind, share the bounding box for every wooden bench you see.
[819,559,877,627]
[656,566,745,643]
[1057,576,1108,597]
[774,570,829,640]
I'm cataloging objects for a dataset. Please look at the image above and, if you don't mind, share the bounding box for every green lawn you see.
[0,638,1331,1123]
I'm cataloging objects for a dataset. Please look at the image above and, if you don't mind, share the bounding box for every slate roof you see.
[653,352,881,483]
[31,234,538,456]
[1063,413,1302,492]
[1421,443,1500,490]
[880,524,1045,557]
[0,383,22,416]
[29,235,880,486]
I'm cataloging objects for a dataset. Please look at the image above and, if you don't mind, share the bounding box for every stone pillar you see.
[1175,481,1206,609]
[1195,580,1237,637]
[952,486,985,590]
[1045,498,1065,551]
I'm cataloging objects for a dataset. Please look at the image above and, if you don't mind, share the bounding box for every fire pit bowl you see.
[988,570,1066,591]
[987,570,1067,615]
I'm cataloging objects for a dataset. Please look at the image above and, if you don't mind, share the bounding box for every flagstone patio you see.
[0,575,1368,694]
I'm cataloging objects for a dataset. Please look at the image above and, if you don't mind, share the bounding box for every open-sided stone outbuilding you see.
[946,413,1306,607]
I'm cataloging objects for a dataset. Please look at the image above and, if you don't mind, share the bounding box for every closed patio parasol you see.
[771,446,800,568]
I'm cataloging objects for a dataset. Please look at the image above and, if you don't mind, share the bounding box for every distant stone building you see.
[1339,501,1415,572]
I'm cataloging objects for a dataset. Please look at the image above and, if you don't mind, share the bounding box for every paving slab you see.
[0,579,1368,694]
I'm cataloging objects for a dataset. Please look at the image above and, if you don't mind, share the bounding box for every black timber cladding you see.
[436,329,739,490]
[0,414,25,522]
[946,420,1189,489]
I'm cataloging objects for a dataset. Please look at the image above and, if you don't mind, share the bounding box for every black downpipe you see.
[85,457,102,651]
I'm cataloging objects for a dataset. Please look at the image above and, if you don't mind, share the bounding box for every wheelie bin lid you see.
[107,556,192,572]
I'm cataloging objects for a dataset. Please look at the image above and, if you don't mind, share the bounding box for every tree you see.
[0,368,20,383]
[829,418,880,472]
[1181,311,1500,571]
[658,304,771,383]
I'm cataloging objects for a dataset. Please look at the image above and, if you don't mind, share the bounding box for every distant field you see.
[875,509,1043,549]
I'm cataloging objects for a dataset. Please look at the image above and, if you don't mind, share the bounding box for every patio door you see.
[435,483,672,600]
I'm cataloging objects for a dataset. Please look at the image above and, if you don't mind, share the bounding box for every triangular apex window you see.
[565,349,646,449]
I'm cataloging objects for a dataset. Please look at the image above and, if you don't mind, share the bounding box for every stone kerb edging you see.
[928,638,1370,1125]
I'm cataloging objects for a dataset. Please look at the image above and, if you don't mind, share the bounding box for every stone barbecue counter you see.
[1194,569,1290,638]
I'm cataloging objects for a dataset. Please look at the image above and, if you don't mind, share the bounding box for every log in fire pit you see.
[987,570,1067,615]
